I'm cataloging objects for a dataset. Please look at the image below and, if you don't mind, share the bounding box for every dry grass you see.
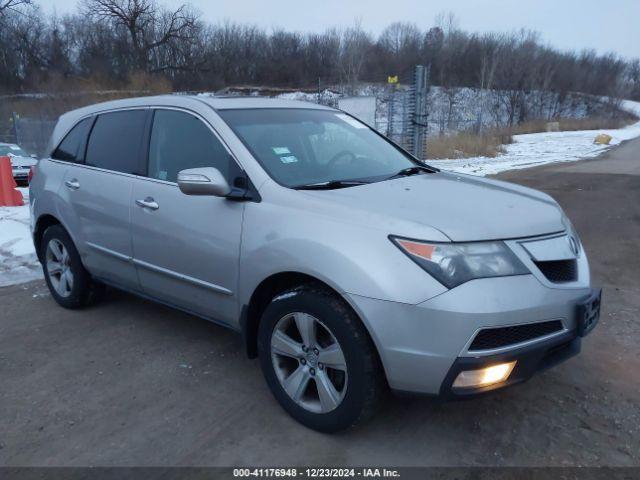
[426,131,512,160]
[425,115,637,160]
[1,72,172,121]
[0,72,173,154]
[502,116,635,136]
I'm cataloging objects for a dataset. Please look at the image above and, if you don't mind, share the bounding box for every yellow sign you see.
[387,75,398,84]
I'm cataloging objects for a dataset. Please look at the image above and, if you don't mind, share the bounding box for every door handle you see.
[135,197,159,210]
[65,179,80,190]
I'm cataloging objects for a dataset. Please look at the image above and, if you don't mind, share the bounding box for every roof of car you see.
[197,95,333,111]
[48,94,335,155]
[63,94,332,116]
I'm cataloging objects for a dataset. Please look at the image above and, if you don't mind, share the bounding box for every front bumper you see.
[12,169,29,182]
[346,274,597,396]
[440,330,580,398]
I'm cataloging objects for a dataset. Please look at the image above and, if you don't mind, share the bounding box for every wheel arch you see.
[241,271,385,376]
[34,214,62,263]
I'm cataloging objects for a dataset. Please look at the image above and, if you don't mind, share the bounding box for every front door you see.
[130,109,244,324]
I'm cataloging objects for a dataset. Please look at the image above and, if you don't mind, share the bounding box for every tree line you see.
[1,0,639,103]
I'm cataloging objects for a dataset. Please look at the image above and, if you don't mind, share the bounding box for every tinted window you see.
[148,110,232,182]
[85,110,147,173]
[52,117,93,162]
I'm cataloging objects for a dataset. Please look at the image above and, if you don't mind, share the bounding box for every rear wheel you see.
[41,225,102,309]
[258,285,384,432]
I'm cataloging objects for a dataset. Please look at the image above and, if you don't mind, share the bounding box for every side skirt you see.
[94,276,242,335]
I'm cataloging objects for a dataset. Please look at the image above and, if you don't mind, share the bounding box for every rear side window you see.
[147,109,232,182]
[52,117,93,162]
[85,110,147,174]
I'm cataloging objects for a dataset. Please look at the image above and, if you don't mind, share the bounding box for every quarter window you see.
[52,117,93,162]
[148,110,232,182]
[85,110,147,174]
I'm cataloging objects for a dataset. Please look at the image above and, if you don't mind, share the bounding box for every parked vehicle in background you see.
[0,143,38,185]
[29,96,601,432]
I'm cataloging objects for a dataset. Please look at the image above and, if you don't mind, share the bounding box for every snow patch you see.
[0,188,43,287]
[273,291,299,302]
[429,100,640,176]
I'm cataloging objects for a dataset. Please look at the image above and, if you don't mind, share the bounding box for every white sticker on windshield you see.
[335,113,367,129]
[272,147,291,155]
[10,145,20,150]
[280,155,298,164]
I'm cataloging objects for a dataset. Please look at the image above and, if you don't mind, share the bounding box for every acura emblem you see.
[568,236,579,256]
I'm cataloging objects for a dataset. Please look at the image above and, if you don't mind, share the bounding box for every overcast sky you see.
[41,0,640,60]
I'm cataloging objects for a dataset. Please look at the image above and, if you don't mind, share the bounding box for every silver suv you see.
[30,96,601,432]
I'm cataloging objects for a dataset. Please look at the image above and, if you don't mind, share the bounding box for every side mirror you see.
[177,167,231,197]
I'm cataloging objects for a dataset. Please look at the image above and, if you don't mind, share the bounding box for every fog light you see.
[452,361,517,389]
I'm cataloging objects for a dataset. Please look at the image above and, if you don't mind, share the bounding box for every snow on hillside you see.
[429,100,640,176]
[271,87,640,176]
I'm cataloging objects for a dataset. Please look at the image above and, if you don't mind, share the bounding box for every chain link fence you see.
[2,115,56,156]
[1,112,56,157]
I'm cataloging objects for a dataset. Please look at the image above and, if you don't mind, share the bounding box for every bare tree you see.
[305,29,340,85]
[475,34,502,131]
[627,59,640,100]
[82,0,199,72]
[338,20,371,92]
[0,0,637,108]
[378,22,421,78]
[0,0,31,16]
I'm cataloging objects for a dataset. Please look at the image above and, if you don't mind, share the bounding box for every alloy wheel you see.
[270,312,348,413]
[45,239,74,298]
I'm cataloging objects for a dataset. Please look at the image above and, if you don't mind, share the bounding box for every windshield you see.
[219,108,418,188]
[0,145,28,157]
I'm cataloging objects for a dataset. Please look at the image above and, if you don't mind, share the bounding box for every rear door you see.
[60,109,149,290]
[130,108,245,323]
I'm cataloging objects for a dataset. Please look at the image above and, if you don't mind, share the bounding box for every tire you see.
[41,225,102,309]
[258,284,384,432]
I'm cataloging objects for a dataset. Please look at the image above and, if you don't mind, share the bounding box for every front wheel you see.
[258,285,384,432]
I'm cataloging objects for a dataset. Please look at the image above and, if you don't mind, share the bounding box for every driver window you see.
[148,109,232,183]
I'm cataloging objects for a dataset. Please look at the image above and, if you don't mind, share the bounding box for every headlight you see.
[391,236,529,289]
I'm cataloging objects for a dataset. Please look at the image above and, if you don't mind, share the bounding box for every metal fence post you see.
[12,112,20,145]
[407,65,429,160]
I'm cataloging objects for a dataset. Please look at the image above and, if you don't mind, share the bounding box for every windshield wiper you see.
[387,165,438,180]
[293,179,369,190]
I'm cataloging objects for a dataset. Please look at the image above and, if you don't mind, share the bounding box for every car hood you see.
[9,155,37,168]
[301,172,565,241]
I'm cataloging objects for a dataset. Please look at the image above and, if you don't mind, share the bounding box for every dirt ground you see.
[1,139,639,467]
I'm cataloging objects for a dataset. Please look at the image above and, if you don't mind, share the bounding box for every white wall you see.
[337,96,376,127]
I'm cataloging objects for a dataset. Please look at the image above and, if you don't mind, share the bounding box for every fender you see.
[238,198,449,308]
